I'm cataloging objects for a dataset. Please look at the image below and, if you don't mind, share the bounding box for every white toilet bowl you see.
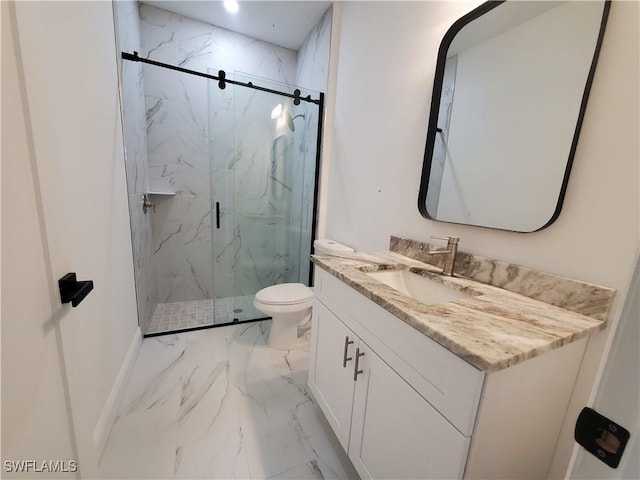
[254,283,313,350]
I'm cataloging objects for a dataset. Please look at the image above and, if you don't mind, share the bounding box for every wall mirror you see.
[418,0,610,232]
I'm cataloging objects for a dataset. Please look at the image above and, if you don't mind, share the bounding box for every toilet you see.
[254,239,354,350]
[254,283,313,350]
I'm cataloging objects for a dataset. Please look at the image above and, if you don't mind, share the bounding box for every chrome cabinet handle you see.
[353,347,365,381]
[343,336,354,367]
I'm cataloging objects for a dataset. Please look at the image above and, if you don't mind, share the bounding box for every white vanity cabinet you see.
[309,266,589,479]
[310,301,469,479]
[309,300,358,449]
[348,334,471,479]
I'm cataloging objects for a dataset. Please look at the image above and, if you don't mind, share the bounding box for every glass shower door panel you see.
[232,76,284,320]
[231,73,319,311]
[209,71,320,324]
[208,74,239,324]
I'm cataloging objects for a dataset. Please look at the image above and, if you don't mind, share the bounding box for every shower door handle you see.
[215,202,220,229]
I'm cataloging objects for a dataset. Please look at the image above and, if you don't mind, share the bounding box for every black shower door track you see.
[122,51,322,105]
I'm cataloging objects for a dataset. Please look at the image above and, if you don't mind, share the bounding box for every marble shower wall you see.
[294,7,333,284]
[138,4,299,304]
[114,0,157,333]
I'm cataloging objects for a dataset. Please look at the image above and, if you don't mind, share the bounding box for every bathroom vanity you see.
[308,238,615,479]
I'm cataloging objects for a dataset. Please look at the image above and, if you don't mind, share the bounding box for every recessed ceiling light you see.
[223,0,239,14]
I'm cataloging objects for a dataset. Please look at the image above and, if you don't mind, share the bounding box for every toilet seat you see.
[255,283,313,306]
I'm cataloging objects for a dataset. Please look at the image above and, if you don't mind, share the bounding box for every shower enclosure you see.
[120,53,322,336]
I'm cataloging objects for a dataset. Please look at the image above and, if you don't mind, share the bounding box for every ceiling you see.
[142,1,332,51]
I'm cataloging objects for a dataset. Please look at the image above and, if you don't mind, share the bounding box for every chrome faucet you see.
[424,236,459,276]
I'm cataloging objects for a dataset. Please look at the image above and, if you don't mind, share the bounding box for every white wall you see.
[571,256,639,478]
[323,1,639,476]
[325,0,479,252]
[1,2,77,476]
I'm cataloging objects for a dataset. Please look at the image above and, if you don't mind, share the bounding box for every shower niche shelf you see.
[146,191,176,197]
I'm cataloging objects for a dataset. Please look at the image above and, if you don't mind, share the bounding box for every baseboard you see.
[93,326,142,456]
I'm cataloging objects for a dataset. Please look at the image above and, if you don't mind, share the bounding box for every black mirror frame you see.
[417,0,611,232]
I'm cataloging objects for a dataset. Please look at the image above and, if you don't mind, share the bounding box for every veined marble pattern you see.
[151,195,213,304]
[294,7,332,285]
[139,4,306,305]
[120,3,329,323]
[312,250,607,372]
[390,236,616,321]
[98,323,357,479]
[115,0,157,333]
[139,4,297,100]
[145,78,213,304]
[287,99,319,286]
[209,72,321,297]
[296,6,332,93]
[146,93,209,197]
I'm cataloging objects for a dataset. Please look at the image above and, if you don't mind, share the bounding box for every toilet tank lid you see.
[313,239,355,254]
[255,283,313,305]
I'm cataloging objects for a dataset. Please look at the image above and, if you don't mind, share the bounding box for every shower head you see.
[283,110,305,132]
[271,104,305,132]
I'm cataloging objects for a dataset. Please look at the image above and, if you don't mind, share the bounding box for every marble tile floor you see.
[147,296,265,335]
[99,321,358,479]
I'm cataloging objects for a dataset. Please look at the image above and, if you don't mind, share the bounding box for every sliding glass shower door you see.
[209,72,319,324]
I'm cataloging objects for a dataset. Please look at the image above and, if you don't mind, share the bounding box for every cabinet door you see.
[349,345,470,480]
[308,301,358,450]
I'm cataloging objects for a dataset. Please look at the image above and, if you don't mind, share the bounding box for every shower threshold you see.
[145,295,266,337]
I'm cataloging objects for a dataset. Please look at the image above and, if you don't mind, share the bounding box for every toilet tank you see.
[313,239,355,256]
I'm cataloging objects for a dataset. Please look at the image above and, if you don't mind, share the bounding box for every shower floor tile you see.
[146,295,265,335]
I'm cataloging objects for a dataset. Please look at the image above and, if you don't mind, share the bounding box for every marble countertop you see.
[311,251,606,372]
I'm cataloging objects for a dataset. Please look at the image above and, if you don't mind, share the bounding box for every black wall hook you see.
[59,273,94,307]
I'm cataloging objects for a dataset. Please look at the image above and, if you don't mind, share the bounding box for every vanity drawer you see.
[314,267,485,436]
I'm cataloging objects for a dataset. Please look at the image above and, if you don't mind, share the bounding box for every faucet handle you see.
[430,235,459,245]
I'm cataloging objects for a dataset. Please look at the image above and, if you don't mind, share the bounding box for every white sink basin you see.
[366,269,472,305]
